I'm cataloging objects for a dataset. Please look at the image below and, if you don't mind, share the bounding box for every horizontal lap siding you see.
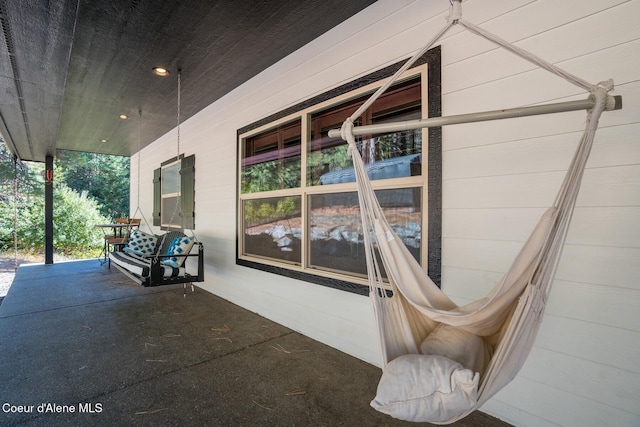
[439,0,640,426]
[133,1,640,426]
[132,0,449,366]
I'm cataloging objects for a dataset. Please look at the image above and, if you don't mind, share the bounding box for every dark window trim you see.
[236,46,441,296]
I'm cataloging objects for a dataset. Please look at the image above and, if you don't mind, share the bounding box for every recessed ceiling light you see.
[118,114,129,120]
[152,66,170,76]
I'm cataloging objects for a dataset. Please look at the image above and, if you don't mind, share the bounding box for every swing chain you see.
[176,69,181,160]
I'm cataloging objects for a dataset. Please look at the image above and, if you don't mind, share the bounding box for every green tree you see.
[12,182,110,257]
[307,144,351,186]
[53,185,111,256]
[0,142,44,252]
[1,141,124,258]
[55,150,130,218]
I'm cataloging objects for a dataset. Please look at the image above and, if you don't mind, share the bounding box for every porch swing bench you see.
[109,230,204,287]
[109,71,204,288]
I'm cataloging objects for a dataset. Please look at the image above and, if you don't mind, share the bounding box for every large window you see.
[237,48,441,294]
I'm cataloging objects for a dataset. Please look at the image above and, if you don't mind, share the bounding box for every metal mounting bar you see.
[327,95,622,138]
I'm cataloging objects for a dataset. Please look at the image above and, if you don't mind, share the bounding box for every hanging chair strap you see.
[476,82,612,408]
[342,0,613,136]
[347,7,457,125]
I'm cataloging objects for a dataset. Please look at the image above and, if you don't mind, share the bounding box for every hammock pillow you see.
[370,354,478,423]
[123,230,158,257]
[162,236,195,268]
[420,323,490,377]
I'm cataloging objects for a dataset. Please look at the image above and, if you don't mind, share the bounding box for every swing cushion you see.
[109,250,186,278]
[161,236,195,268]
[123,230,158,257]
[370,354,478,423]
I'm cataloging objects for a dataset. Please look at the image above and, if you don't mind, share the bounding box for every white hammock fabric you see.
[339,1,617,424]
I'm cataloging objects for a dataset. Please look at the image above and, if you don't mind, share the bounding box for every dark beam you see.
[45,154,53,264]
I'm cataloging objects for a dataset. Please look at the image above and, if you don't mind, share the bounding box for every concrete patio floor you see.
[0,260,512,426]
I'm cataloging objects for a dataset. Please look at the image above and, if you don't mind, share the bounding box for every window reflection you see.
[162,162,180,195]
[309,188,421,276]
[241,120,301,193]
[161,160,181,227]
[308,77,422,186]
[243,196,302,263]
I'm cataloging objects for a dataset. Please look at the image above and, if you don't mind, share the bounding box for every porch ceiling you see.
[0,0,376,163]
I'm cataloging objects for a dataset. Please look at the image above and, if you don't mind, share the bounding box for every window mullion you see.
[300,113,309,269]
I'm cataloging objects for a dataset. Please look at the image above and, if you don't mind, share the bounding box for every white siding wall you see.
[131,1,640,426]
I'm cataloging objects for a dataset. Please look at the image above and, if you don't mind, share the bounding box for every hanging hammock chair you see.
[335,1,621,424]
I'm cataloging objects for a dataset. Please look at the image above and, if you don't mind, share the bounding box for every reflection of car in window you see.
[320,153,422,185]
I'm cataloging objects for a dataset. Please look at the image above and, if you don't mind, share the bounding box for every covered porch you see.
[0,260,509,426]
